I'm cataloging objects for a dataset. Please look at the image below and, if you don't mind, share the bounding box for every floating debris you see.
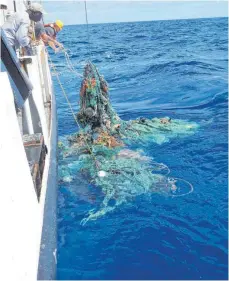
[58,62,198,224]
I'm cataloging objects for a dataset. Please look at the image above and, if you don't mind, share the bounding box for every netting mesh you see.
[59,62,198,224]
[77,62,120,132]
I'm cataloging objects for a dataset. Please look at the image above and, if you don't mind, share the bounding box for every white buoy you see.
[98,170,106,177]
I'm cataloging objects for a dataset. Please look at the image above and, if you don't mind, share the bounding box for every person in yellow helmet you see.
[35,19,64,53]
[45,20,64,52]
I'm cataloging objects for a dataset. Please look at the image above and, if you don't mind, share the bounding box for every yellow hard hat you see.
[55,20,64,30]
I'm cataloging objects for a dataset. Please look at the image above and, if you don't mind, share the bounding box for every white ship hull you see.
[0,1,58,280]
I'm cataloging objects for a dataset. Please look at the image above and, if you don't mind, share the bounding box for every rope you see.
[49,49,194,199]
[47,52,99,169]
[84,0,92,59]
[168,177,194,197]
[48,54,80,126]
[63,49,84,78]
[49,47,83,82]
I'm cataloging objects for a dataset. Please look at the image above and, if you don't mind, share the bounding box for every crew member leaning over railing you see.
[1,2,45,56]
[35,20,64,53]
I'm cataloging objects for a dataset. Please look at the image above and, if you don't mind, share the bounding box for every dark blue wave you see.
[163,91,228,111]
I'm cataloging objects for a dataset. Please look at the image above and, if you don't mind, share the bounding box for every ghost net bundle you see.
[59,62,197,224]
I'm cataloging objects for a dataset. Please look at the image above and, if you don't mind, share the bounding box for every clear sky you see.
[43,1,228,25]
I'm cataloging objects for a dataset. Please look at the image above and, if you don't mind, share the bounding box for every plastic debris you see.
[58,62,198,223]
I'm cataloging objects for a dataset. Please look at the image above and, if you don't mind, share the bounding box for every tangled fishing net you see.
[58,62,198,224]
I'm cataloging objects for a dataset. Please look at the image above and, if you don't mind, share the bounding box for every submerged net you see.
[58,62,198,224]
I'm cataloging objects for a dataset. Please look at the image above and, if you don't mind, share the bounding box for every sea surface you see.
[52,18,228,280]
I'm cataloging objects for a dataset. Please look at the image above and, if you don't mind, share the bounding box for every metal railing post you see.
[23,98,34,134]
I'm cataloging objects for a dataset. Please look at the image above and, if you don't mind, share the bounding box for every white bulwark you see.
[0,1,57,280]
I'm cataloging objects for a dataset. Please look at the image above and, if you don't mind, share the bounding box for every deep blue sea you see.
[52,18,228,280]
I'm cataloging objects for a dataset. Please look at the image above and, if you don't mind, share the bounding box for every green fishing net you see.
[58,62,198,224]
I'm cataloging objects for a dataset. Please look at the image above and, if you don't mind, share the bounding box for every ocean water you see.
[52,18,228,280]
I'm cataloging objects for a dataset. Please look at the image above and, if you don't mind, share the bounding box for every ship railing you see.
[1,33,53,200]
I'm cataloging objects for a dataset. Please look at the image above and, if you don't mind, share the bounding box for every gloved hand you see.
[54,45,64,54]
[57,42,64,49]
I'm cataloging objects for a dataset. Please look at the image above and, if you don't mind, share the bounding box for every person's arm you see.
[16,22,34,55]
[48,36,64,49]
[52,39,63,49]
[41,33,64,52]
[42,33,61,45]
[48,41,59,53]
[15,21,30,48]
[40,32,52,43]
